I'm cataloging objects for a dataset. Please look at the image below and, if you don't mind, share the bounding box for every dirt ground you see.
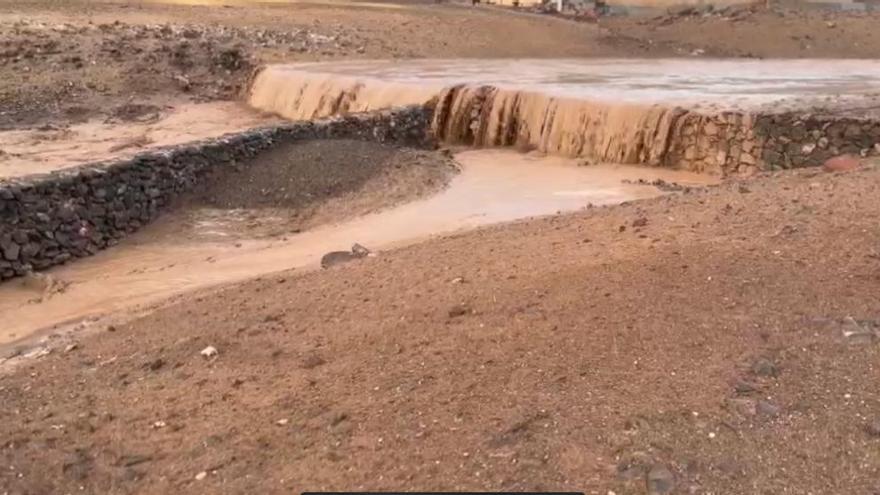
[599,3,880,58]
[0,101,278,177]
[2,161,880,494]
[171,139,458,238]
[4,0,880,132]
[3,1,880,494]
[0,0,612,131]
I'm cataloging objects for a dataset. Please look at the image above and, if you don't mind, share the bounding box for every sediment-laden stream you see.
[0,148,713,349]
[248,59,880,172]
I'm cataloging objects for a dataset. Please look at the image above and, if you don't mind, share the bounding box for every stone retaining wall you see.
[667,110,880,176]
[2,99,877,281]
[0,106,432,280]
[755,113,880,170]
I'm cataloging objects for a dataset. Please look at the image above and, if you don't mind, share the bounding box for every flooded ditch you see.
[0,145,713,349]
[3,58,880,351]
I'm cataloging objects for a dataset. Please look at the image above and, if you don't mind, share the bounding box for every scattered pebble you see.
[646,464,675,494]
[728,397,758,416]
[751,357,779,378]
[841,317,879,345]
[756,400,781,417]
[300,354,326,369]
[195,471,208,481]
[24,347,51,359]
[733,379,758,394]
[200,346,218,359]
[448,304,472,318]
[823,155,860,173]
[865,418,880,437]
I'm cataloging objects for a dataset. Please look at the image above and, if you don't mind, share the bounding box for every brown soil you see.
[0,101,276,177]
[600,4,880,58]
[0,0,614,131]
[3,2,880,494]
[4,0,880,133]
[0,16,259,129]
[169,139,458,238]
[2,162,879,494]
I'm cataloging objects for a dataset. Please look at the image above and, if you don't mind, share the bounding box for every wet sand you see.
[0,101,276,178]
[0,149,714,347]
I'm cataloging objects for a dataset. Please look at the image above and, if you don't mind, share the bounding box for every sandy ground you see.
[1,161,879,494]
[600,4,880,59]
[181,139,459,235]
[2,2,880,494]
[0,0,616,133]
[0,0,616,176]
[0,101,276,177]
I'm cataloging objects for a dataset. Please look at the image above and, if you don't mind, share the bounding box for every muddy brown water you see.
[248,59,880,167]
[0,150,714,349]
[250,58,880,116]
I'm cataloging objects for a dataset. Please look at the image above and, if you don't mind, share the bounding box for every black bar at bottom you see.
[304,493,585,495]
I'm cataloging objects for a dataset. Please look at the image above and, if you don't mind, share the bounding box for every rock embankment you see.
[0,106,431,280]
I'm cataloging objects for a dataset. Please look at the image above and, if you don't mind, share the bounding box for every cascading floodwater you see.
[7,58,880,348]
[247,59,880,175]
[248,65,689,167]
[248,70,439,121]
[429,85,682,165]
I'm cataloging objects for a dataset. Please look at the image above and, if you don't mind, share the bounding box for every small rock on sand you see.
[751,357,779,378]
[756,400,781,417]
[823,155,860,173]
[448,304,472,318]
[646,464,675,494]
[300,354,326,369]
[200,346,218,359]
[865,418,880,437]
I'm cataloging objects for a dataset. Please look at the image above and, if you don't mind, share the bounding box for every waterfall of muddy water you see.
[431,86,679,165]
[0,150,716,348]
[248,70,440,120]
[250,59,880,165]
[255,59,880,108]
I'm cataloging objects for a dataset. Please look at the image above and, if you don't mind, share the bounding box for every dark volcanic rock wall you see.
[754,113,880,170]
[2,97,878,281]
[0,106,432,280]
